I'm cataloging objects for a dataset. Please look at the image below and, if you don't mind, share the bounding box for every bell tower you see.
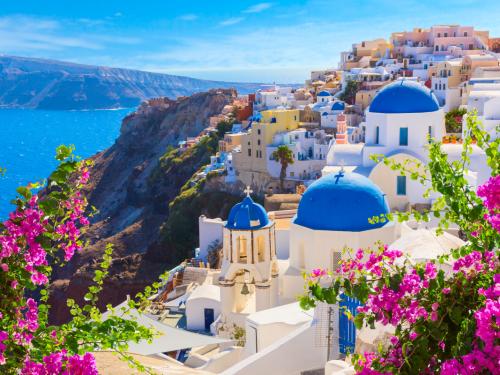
[336,112,348,144]
[217,187,279,331]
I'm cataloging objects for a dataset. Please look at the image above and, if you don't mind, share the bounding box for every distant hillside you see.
[0,55,269,110]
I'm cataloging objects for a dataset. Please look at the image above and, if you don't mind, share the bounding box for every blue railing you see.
[339,294,362,355]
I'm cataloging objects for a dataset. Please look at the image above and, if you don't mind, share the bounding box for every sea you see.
[0,108,133,218]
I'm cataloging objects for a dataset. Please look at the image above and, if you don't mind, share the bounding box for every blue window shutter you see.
[375,126,379,144]
[397,176,407,195]
[399,127,408,146]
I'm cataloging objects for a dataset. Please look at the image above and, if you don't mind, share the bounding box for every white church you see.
[324,79,490,211]
[177,80,488,374]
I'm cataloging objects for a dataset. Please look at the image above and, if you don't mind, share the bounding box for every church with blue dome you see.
[369,79,440,114]
[294,171,389,232]
[216,174,399,329]
[324,79,445,212]
[226,195,270,230]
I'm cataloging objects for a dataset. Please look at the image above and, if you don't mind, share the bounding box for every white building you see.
[316,90,334,103]
[319,101,346,128]
[198,216,224,261]
[186,284,222,332]
[430,59,463,110]
[463,72,500,140]
[254,86,294,111]
[324,79,488,211]
[266,129,333,182]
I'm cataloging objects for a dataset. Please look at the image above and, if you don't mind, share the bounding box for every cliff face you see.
[0,55,266,110]
[48,89,238,324]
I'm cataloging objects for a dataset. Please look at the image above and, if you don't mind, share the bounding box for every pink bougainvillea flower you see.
[311,268,327,278]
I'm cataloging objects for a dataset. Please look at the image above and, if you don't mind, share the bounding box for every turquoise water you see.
[0,108,133,218]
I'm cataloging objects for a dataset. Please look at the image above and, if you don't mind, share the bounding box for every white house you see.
[266,129,333,182]
[316,90,334,103]
[463,75,500,140]
[319,101,346,128]
[186,284,222,332]
[198,216,224,261]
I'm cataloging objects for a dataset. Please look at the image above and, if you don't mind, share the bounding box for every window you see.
[464,31,468,37]
[248,148,252,157]
[290,171,294,177]
[397,176,407,196]
[428,126,433,143]
[375,126,380,144]
[435,45,439,51]
[435,83,438,90]
[399,127,408,146]
[444,32,448,37]
[257,139,261,145]
[257,129,261,135]
[237,236,247,261]
[437,33,441,37]
[257,236,265,262]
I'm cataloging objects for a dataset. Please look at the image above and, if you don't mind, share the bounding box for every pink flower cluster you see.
[56,191,89,260]
[453,250,497,276]
[1,196,49,285]
[477,175,500,231]
[441,275,500,374]
[0,164,92,371]
[340,246,403,281]
[22,351,98,375]
[311,268,327,278]
[0,331,8,365]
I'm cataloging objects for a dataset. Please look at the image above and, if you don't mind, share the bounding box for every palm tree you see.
[271,145,294,192]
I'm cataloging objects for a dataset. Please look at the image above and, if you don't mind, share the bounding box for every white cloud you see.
[219,17,245,26]
[0,15,140,54]
[243,2,272,13]
[179,14,198,21]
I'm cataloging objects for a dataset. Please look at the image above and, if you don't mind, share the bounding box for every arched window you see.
[257,236,265,262]
[237,236,247,262]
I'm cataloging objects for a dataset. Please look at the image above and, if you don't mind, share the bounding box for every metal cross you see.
[334,159,346,184]
[338,159,346,173]
[244,185,253,196]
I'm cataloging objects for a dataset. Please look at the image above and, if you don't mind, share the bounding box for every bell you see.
[241,283,250,295]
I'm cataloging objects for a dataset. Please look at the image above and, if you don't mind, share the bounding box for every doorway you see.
[204,308,215,331]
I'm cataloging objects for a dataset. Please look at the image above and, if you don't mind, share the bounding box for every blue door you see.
[204,308,215,331]
[397,175,407,196]
[339,294,361,355]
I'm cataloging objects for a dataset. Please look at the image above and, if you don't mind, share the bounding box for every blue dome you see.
[369,80,439,114]
[317,90,332,97]
[294,172,390,232]
[331,101,345,111]
[226,196,269,230]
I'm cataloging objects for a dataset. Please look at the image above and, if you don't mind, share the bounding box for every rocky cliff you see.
[48,89,242,324]
[0,55,266,110]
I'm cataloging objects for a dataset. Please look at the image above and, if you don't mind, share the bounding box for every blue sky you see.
[1,0,500,83]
